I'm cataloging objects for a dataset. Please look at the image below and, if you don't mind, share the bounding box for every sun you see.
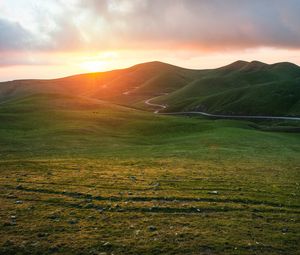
[80,60,107,72]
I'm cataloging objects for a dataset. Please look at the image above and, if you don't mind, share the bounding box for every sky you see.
[0,0,300,81]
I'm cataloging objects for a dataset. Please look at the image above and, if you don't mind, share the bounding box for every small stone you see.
[208,190,219,195]
[49,246,59,253]
[148,225,157,232]
[3,221,15,227]
[68,219,78,225]
[48,214,59,220]
[37,232,48,237]
[129,176,136,181]
[15,200,23,204]
[103,242,111,247]
[149,206,159,211]
[32,241,40,247]
[84,203,94,209]
[6,194,17,199]
[10,215,16,219]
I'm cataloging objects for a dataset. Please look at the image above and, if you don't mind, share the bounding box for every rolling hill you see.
[0,60,299,116]
[152,61,300,116]
[0,61,201,104]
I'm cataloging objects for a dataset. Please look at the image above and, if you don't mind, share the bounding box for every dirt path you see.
[144,97,167,114]
[162,111,300,121]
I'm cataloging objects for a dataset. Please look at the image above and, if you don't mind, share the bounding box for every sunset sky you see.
[1,0,300,81]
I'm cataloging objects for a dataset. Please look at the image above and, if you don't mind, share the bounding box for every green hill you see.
[0,61,201,104]
[153,61,300,116]
[0,60,299,116]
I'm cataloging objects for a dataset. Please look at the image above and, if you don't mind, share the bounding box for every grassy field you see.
[0,94,300,254]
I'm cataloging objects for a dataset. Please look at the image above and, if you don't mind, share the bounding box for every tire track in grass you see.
[4,196,300,215]
[6,185,300,211]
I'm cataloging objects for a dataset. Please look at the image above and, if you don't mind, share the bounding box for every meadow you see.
[0,94,299,254]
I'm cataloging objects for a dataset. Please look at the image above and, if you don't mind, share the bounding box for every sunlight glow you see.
[79,60,108,73]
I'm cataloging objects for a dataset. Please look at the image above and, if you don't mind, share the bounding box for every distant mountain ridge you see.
[0,60,299,116]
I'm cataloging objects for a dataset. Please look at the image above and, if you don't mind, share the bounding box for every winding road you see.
[144,96,300,121]
[144,97,167,114]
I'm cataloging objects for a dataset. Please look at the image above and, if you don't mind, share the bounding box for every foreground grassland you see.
[0,94,299,254]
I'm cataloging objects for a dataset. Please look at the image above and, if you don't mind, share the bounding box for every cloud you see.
[0,17,33,51]
[0,0,300,66]
[81,0,300,51]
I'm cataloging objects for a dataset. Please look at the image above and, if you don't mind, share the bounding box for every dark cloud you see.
[0,18,33,51]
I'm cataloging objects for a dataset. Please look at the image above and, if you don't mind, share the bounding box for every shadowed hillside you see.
[153,61,300,116]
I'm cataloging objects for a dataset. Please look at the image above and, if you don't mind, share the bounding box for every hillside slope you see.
[0,61,202,105]
[153,61,300,116]
[0,60,299,116]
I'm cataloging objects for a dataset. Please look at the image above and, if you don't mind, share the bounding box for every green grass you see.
[186,79,300,116]
[0,94,299,254]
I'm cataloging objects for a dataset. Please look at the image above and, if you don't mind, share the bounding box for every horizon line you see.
[0,59,298,83]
